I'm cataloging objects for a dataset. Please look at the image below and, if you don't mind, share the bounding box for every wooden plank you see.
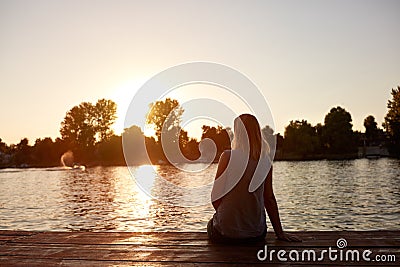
[0,231,399,266]
[0,256,294,267]
[0,230,37,236]
[1,231,399,240]
[4,231,399,247]
[4,231,399,241]
[1,244,399,265]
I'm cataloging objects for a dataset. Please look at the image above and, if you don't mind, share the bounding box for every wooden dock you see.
[0,230,399,266]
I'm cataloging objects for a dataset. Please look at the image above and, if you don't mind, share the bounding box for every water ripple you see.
[0,158,399,231]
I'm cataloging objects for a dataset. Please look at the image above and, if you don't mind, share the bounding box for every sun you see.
[143,124,156,137]
[107,78,147,135]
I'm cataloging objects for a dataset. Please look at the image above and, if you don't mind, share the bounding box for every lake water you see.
[0,158,399,232]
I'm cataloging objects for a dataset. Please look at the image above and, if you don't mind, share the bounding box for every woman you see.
[207,114,300,243]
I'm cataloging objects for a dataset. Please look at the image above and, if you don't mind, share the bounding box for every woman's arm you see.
[264,166,301,242]
[212,150,230,210]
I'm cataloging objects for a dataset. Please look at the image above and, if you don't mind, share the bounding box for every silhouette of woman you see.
[207,114,301,243]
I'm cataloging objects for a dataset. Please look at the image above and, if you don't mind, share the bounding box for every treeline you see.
[277,107,386,160]
[0,86,399,168]
[0,98,232,167]
[280,86,400,159]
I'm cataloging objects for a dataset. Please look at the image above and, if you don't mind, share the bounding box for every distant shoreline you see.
[1,155,397,170]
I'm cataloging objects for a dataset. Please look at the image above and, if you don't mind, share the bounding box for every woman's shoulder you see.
[219,150,246,164]
[222,149,249,162]
[221,149,247,159]
[220,149,272,165]
[218,150,231,164]
[221,149,232,157]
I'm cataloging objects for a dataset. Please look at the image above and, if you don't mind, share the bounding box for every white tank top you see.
[212,150,269,238]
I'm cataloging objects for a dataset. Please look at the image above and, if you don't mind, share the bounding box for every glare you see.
[181,118,220,141]
[143,124,156,137]
[164,83,251,139]
[109,81,253,139]
[107,78,147,135]
[134,165,157,197]
[130,165,154,221]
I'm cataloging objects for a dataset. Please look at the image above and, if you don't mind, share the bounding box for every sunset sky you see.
[1,0,399,144]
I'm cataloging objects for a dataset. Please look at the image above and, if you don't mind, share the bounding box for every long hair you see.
[231,114,269,160]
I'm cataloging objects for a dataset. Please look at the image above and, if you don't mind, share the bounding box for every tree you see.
[261,125,274,137]
[315,123,324,150]
[261,125,275,152]
[60,99,117,161]
[0,138,10,167]
[275,133,284,158]
[32,137,57,166]
[178,129,201,161]
[225,127,233,141]
[179,129,189,152]
[94,99,118,141]
[96,135,124,165]
[383,86,400,155]
[322,106,356,154]
[61,102,95,148]
[201,125,231,161]
[146,98,183,142]
[122,125,147,164]
[145,98,184,163]
[183,138,201,160]
[53,137,70,164]
[283,120,319,157]
[364,115,378,145]
[13,138,32,166]
[0,138,7,153]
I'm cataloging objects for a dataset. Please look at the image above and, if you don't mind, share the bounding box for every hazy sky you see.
[1,0,399,144]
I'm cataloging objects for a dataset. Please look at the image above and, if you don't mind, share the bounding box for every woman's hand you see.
[276,232,302,242]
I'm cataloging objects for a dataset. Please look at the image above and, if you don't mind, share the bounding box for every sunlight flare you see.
[108,78,147,135]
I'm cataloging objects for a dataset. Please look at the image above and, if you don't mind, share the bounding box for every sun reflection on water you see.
[0,159,399,231]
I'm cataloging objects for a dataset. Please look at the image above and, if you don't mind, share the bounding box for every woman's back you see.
[213,150,267,238]
[208,114,301,243]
